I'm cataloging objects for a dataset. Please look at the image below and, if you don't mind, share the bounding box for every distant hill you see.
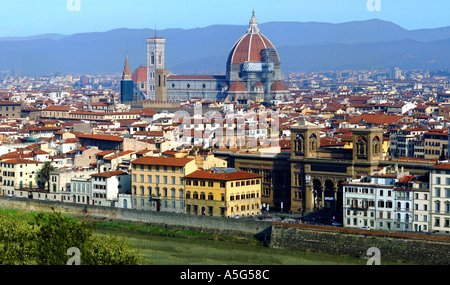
[0,19,449,76]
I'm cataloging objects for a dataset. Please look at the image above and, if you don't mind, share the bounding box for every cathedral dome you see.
[226,11,280,67]
[270,80,288,92]
[228,81,247,92]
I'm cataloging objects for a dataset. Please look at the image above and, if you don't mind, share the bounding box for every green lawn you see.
[94,227,368,265]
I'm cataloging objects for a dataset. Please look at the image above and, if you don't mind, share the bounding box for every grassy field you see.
[93,221,369,265]
[0,209,378,265]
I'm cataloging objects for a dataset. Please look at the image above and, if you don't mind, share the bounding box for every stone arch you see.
[357,136,367,156]
[312,179,322,210]
[295,134,305,154]
[372,136,381,154]
[309,133,318,152]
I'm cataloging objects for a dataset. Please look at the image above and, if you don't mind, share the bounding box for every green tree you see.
[39,161,55,191]
[0,211,144,265]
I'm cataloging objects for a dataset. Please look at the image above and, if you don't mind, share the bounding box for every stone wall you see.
[0,196,272,240]
[271,222,450,265]
[4,196,449,265]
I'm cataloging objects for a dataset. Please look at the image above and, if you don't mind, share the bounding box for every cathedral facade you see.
[126,11,290,104]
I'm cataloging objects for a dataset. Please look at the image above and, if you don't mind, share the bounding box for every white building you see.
[429,163,450,234]
[343,175,397,230]
[91,171,131,207]
[411,177,430,233]
[70,177,92,205]
[393,176,414,232]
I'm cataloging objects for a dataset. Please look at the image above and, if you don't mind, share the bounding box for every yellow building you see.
[130,156,197,212]
[184,168,262,218]
[0,158,43,197]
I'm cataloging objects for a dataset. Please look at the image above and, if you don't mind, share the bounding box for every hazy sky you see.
[1,0,449,37]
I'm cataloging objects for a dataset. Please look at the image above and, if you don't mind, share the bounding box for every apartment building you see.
[70,177,92,205]
[184,168,262,217]
[343,176,396,230]
[130,156,197,212]
[50,167,97,203]
[411,176,430,233]
[429,163,450,234]
[91,171,131,207]
[0,158,43,197]
[393,176,414,232]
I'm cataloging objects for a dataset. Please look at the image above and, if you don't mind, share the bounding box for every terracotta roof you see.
[270,81,289,92]
[432,163,450,170]
[347,114,404,125]
[131,156,194,167]
[2,158,42,164]
[227,33,278,65]
[185,169,261,181]
[91,171,127,178]
[132,65,147,83]
[76,133,123,142]
[228,81,247,92]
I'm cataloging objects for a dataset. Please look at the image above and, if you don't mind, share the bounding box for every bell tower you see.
[291,124,321,159]
[352,128,384,162]
[147,32,166,100]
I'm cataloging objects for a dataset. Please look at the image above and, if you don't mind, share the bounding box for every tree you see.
[39,161,55,191]
[0,210,144,265]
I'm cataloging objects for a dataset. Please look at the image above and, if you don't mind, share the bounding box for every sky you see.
[0,0,449,37]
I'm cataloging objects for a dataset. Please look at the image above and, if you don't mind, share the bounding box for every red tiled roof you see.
[131,156,194,167]
[132,65,147,83]
[185,169,261,181]
[228,81,247,92]
[271,81,289,92]
[347,114,404,125]
[76,133,123,142]
[91,171,127,178]
[2,158,42,164]
[228,33,278,65]
[432,163,450,170]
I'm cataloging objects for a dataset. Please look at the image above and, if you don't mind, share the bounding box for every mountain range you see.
[0,19,449,76]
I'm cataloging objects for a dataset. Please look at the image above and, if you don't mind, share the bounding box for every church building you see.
[123,11,291,105]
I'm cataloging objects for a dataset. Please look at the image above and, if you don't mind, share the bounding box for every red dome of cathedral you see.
[226,11,280,66]
[270,80,289,92]
[228,81,247,92]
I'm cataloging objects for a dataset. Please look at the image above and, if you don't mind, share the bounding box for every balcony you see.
[348,205,369,210]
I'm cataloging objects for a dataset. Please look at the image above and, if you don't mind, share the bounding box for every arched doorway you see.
[324,180,335,210]
[312,179,322,211]
[201,206,206,216]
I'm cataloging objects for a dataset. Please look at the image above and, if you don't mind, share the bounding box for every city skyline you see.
[1,0,450,37]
